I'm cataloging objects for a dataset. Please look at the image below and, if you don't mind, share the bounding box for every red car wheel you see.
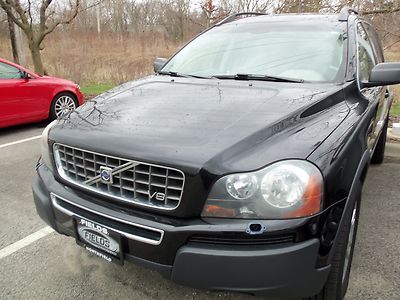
[50,92,78,119]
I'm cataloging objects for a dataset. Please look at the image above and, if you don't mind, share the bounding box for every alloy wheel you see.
[54,95,76,117]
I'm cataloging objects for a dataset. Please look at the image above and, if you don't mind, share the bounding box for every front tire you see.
[50,92,78,120]
[311,196,360,300]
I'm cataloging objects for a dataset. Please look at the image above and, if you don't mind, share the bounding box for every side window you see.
[363,23,384,63]
[357,23,376,83]
[0,62,21,79]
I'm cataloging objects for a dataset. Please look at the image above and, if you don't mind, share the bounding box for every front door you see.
[0,62,43,127]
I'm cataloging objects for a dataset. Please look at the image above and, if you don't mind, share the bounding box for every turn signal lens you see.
[202,205,236,218]
[283,175,322,218]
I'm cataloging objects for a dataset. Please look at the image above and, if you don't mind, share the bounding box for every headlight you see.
[40,120,57,171]
[202,160,323,219]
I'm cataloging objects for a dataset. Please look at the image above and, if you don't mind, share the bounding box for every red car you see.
[0,58,84,128]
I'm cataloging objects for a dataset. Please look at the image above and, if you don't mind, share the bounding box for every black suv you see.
[33,8,400,300]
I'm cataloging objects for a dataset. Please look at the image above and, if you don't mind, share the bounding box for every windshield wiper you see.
[158,71,191,78]
[158,71,212,79]
[212,74,304,83]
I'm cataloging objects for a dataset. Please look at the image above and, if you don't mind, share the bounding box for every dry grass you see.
[385,44,400,107]
[0,31,181,85]
[386,46,400,120]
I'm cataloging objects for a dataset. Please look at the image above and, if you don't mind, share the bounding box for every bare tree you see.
[234,0,275,12]
[160,0,191,41]
[0,8,7,36]
[0,0,80,74]
[7,13,19,63]
[274,0,325,13]
[218,0,275,14]
[201,0,218,27]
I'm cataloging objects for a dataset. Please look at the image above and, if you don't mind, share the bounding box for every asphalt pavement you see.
[0,123,399,300]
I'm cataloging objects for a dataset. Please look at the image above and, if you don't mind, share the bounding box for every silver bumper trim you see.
[50,193,164,245]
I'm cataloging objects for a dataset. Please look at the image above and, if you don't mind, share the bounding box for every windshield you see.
[162,22,346,82]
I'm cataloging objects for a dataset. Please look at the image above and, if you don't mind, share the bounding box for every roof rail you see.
[338,6,359,21]
[216,12,267,26]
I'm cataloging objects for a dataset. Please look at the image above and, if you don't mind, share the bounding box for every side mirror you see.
[153,58,168,73]
[362,62,400,88]
[20,71,31,79]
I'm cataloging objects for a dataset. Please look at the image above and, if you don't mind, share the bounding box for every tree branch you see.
[362,7,400,15]
[188,16,206,29]
[375,25,400,38]
[27,0,33,31]
[384,38,400,50]
[39,0,80,43]
[8,0,29,27]
[79,0,103,14]
[0,0,28,30]
[39,0,52,37]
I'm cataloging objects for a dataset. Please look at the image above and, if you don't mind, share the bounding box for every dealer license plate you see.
[74,217,123,264]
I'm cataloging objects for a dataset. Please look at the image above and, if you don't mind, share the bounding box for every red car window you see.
[0,62,21,79]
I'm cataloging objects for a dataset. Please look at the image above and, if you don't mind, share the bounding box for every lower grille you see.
[53,143,185,210]
[189,234,295,246]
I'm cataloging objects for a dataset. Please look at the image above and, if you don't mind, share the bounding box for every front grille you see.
[53,143,185,210]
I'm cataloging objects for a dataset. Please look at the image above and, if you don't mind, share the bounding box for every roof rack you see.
[338,7,359,21]
[216,12,267,26]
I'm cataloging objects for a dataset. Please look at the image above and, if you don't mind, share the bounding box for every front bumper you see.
[75,88,85,105]
[33,163,331,297]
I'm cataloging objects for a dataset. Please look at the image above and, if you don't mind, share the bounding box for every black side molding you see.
[327,150,370,263]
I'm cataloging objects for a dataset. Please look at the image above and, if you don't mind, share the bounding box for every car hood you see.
[50,76,350,175]
[39,75,76,86]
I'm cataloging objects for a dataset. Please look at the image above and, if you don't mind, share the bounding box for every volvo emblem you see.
[100,166,113,184]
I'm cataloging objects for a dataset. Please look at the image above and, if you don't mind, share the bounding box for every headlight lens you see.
[261,164,310,208]
[202,160,323,219]
[40,120,57,171]
[226,174,258,199]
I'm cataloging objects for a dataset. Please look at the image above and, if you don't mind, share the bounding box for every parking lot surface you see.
[0,123,399,300]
